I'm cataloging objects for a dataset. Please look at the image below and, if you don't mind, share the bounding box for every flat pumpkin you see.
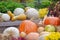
[44,16,60,26]
[19,20,38,34]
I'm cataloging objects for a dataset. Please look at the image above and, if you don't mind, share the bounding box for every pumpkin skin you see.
[19,20,38,34]
[44,16,60,26]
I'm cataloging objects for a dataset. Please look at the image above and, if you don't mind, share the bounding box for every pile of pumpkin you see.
[0,19,60,40]
[0,7,49,22]
[0,1,60,40]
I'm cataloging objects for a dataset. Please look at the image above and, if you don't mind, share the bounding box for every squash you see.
[37,27,44,33]
[17,13,27,20]
[19,20,38,34]
[1,14,10,21]
[7,11,15,20]
[26,8,39,19]
[3,27,20,38]
[44,16,60,26]
[20,32,26,37]
[14,8,24,16]
[11,13,27,21]
[26,32,39,40]
[45,25,56,32]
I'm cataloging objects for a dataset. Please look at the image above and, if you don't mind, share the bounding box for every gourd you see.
[45,25,56,32]
[3,27,20,38]
[11,13,27,21]
[1,14,10,21]
[20,32,26,37]
[19,20,38,34]
[37,27,44,33]
[7,11,15,20]
[26,8,39,19]
[14,8,24,16]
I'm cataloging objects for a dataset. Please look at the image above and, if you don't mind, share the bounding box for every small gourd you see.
[1,14,10,21]
[11,14,27,21]
[7,11,15,20]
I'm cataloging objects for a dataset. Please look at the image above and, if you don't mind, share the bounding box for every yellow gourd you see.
[11,16,17,21]
[11,14,27,21]
[7,11,15,20]
[17,13,26,20]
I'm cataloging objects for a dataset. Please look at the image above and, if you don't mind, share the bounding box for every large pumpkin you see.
[19,20,38,34]
[44,16,60,26]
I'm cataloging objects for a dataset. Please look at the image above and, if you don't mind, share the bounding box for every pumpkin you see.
[26,8,39,19]
[14,8,24,16]
[1,14,10,21]
[44,16,60,26]
[3,27,20,38]
[19,20,38,34]
[26,32,39,40]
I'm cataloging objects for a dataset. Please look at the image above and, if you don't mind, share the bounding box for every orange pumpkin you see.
[19,20,38,34]
[44,16,60,26]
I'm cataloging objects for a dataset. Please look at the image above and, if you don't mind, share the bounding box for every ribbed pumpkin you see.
[19,20,38,34]
[44,16,60,26]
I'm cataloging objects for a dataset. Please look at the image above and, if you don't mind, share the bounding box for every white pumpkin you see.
[14,8,24,16]
[1,14,10,21]
[39,32,50,40]
[3,27,20,38]
[26,8,39,19]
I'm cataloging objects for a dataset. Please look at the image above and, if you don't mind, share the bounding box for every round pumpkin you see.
[19,20,38,34]
[3,27,20,38]
[14,8,24,16]
[26,32,39,40]
[1,14,10,21]
[25,8,39,19]
[44,16,60,26]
